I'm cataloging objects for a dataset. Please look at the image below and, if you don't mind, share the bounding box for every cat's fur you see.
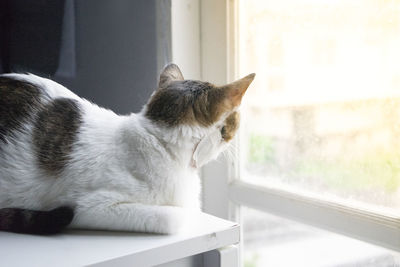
[0,64,254,235]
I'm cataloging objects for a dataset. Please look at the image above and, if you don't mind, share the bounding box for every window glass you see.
[239,0,400,213]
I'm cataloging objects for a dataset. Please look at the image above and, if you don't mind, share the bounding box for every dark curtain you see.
[0,0,171,114]
[0,0,67,75]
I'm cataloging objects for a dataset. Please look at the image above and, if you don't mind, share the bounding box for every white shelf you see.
[0,212,239,267]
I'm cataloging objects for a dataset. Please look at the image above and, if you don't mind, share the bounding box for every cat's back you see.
[0,75,43,143]
[1,73,80,99]
[0,74,89,208]
[0,74,81,142]
[0,74,129,209]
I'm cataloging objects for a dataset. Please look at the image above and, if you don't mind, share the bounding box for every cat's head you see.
[145,63,255,167]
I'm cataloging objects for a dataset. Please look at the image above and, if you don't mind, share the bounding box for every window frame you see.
[172,0,400,255]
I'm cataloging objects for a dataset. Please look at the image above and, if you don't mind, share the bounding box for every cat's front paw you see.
[152,207,187,234]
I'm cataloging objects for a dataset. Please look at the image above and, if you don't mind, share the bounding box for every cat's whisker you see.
[222,142,237,164]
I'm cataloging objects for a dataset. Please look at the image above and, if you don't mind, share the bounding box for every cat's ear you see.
[158,63,184,89]
[221,73,255,107]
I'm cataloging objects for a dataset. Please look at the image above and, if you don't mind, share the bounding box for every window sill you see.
[0,212,239,267]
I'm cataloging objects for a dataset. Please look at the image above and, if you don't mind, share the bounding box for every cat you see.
[0,64,254,235]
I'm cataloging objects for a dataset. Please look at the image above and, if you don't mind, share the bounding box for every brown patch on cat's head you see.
[145,64,255,127]
[221,111,240,142]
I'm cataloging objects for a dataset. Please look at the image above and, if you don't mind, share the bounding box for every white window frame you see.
[172,0,400,255]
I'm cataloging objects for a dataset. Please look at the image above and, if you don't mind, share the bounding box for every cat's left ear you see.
[158,63,184,89]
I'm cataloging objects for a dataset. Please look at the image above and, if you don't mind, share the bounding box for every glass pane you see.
[239,0,400,213]
[243,207,400,267]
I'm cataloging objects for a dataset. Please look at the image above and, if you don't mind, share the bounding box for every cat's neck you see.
[124,113,203,168]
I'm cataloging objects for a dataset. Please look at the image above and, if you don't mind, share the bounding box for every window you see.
[172,0,400,265]
[197,0,400,266]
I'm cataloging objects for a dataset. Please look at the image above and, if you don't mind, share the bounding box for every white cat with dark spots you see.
[0,64,255,235]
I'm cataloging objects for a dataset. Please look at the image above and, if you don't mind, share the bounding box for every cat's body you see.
[0,64,254,234]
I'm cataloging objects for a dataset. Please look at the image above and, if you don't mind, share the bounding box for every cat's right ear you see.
[158,63,184,89]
